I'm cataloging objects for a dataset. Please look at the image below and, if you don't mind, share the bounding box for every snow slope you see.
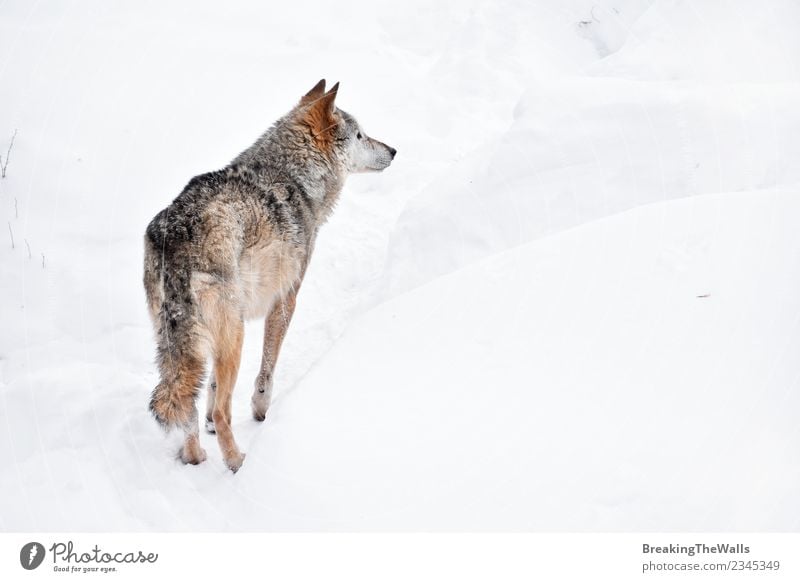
[382,0,800,296]
[1,0,799,531]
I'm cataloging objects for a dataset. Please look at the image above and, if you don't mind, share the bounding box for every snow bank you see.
[381,0,800,297]
[594,0,800,82]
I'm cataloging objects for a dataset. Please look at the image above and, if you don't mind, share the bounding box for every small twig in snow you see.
[25,239,31,259]
[0,129,18,178]
[7,221,14,249]
[41,252,45,269]
[696,293,711,299]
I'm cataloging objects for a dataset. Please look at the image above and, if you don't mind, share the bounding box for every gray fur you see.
[143,80,395,472]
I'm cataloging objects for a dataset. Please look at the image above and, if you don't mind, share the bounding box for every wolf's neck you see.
[232,142,344,225]
[282,165,344,227]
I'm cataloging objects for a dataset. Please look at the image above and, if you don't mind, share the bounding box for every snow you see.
[1,0,799,531]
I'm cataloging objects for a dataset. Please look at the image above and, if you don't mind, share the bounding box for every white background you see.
[1,534,799,581]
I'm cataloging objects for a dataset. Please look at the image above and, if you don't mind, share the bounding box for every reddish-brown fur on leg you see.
[211,319,245,472]
[196,278,247,472]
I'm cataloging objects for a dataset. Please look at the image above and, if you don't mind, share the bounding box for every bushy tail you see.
[144,237,206,430]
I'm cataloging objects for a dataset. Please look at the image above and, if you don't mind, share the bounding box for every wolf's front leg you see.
[252,288,298,421]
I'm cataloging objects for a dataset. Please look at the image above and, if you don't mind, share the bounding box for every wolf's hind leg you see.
[212,317,245,472]
[204,371,217,434]
[180,407,207,465]
[253,287,298,421]
[196,274,247,472]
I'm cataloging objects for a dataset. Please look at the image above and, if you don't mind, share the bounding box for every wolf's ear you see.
[301,81,340,143]
[300,79,326,106]
[317,82,339,114]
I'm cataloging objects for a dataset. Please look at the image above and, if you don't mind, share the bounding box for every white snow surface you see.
[1,0,799,531]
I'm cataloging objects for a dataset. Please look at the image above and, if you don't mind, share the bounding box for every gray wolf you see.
[143,80,395,472]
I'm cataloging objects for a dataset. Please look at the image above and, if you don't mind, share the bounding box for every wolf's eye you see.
[356,132,362,140]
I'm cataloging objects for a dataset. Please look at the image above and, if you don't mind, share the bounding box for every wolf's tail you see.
[144,235,206,430]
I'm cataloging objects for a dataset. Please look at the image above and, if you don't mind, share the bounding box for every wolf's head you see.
[294,79,396,174]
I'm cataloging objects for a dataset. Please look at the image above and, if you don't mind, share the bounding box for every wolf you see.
[143,80,395,472]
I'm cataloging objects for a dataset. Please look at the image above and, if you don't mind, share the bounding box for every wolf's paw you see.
[224,452,246,473]
[252,406,268,422]
[251,396,269,422]
[205,418,216,433]
[180,445,207,465]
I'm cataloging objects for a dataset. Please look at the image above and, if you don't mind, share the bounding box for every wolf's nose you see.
[389,147,397,159]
